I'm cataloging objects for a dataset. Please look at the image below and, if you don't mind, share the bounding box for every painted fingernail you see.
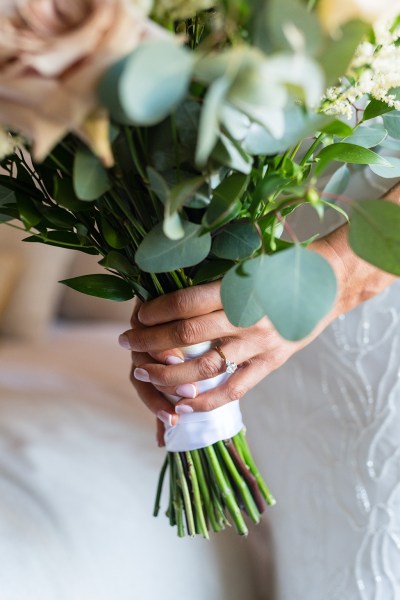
[165,355,184,365]
[157,410,173,427]
[118,333,131,350]
[134,368,150,382]
[175,405,194,415]
[176,383,197,399]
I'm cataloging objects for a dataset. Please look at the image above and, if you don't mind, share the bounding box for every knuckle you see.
[170,290,191,316]
[203,397,218,412]
[198,355,221,379]
[175,319,198,346]
[227,382,247,402]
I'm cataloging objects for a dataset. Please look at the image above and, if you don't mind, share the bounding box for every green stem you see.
[300,132,325,166]
[234,431,275,506]
[192,449,222,533]
[153,455,169,517]
[167,453,176,526]
[186,451,209,539]
[205,445,248,536]
[175,453,196,537]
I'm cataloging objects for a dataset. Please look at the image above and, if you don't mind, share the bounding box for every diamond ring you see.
[214,345,238,375]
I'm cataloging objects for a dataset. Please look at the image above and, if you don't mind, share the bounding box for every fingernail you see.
[157,410,173,427]
[134,368,150,382]
[118,333,131,350]
[165,356,184,365]
[175,405,194,415]
[176,383,197,399]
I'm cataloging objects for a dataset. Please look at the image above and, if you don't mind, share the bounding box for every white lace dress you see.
[242,168,400,600]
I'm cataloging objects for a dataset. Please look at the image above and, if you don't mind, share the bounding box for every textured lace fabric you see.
[242,167,400,600]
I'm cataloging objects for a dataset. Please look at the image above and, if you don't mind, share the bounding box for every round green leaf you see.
[369,156,400,179]
[383,111,400,140]
[221,247,337,340]
[213,223,261,260]
[60,274,134,301]
[114,41,193,126]
[349,199,400,275]
[73,150,110,201]
[343,125,387,148]
[135,220,211,273]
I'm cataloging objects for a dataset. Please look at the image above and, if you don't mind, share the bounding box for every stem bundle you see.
[153,429,275,538]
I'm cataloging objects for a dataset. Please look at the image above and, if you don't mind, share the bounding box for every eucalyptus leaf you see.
[343,125,387,148]
[60,274,134,301]
[212,133,253,174]
[196,77,231,166]
[135,220,211,272]
[322,164,350,200]
[54,179,92,212]
[203,173,248,229]
[73,150,110,201]
[192,259,234,285]
[147,167,169,204]
[112,41,193,126]
[164,177,204,240]
[349,199,400,275]
[212,222,261,260]
[316,143,391,175]
[383,111,400,140]
[221,247,337,340]
[369,157,400,179]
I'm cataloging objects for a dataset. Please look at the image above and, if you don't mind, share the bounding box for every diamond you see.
[226,360,237,374]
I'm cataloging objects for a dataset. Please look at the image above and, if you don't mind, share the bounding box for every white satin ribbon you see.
[163,342,243,452]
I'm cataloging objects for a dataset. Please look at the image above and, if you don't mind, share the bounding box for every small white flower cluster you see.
[0,128,22,161]
[322,15,400,119]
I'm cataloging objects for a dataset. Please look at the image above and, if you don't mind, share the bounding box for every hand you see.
[121,225,396,433]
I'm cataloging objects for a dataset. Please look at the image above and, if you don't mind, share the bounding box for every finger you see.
[148,349,185,365]
[130,298,142,328]
[130,373,179,427]
[119,310,237,353]
[156,418,165,448]
[131,336,266,387]
[174,357,271,412]
[137,281,222,326]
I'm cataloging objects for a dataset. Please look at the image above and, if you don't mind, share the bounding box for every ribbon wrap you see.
[163,342,244,452]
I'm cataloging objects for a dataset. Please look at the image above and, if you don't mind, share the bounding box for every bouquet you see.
[1,0,400,538]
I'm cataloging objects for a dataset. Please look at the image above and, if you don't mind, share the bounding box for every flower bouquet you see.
[1,0,400,538]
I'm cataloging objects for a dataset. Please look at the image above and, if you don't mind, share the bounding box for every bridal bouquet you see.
[1,0,400,538]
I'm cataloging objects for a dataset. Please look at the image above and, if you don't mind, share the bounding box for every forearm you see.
[311,182,400,321]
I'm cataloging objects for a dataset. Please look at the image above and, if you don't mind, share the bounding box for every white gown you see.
[242,168,400,600]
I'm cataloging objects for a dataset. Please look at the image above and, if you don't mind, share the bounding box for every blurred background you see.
[0,226,274,600]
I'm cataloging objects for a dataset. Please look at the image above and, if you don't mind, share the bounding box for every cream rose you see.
[318,0,400,34]
[0,0,166,161]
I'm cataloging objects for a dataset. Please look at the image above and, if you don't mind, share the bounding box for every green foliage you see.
[73,149,110,201]
[316,143,391,175]
[349,200,400,275]
[135,221,211,272]
[100,41,193,126]
[203,173,248,229]
[60,274,134,301]
[212,222,261,260]
[221,247,337,340]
